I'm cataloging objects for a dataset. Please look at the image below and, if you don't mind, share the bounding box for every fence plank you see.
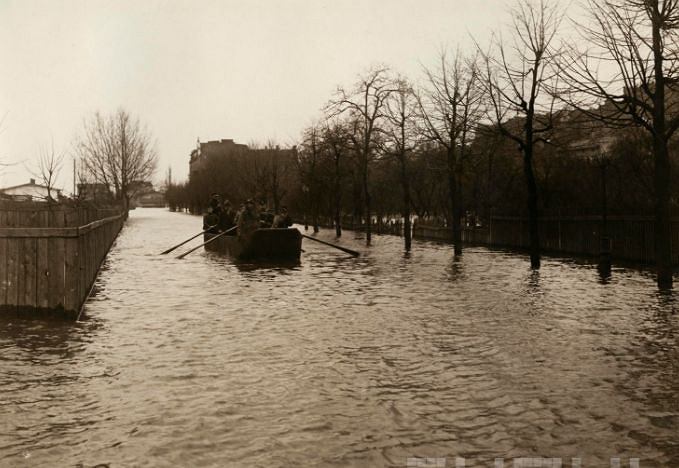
[0,237,7,308]
[36,238,50,309]
[6,232,19,310]
[23,238,37,309]
[47,239,65,311]
[63,237,79,315]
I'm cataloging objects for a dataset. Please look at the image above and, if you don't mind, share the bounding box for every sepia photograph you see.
[1,0,678,466]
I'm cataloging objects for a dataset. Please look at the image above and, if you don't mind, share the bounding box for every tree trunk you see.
[654,136,672,288]
[363,161,372,246]
[312,190,319,233]
[652,12,673,289]
[447,148,462,255]
[403,192,412,251]
[334,204,342,237]
[523,143,541,269]
[334,160,342,237]
[400,155,412,251]
[486,147,494,225]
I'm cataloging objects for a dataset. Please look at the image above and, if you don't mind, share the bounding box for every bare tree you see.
[420,50,485,255]
[31,140,65,202]
[76,109,157,209]
[74,157,95,201]
[327,67,393,245]
[163,166,173,192]
[478,0,564,269]
[262,141,295,213]
[298,124,324,232]
[558,0,679,288]
[321,118,352,237]
[383,76,420,250]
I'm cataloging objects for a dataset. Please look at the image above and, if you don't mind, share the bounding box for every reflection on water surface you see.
[1,208,678,467]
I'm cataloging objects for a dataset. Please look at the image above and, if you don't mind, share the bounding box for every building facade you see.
[0,178,62,201]
[189,139,249,178]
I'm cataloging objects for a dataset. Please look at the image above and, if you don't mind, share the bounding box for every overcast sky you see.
[0,0,569,191]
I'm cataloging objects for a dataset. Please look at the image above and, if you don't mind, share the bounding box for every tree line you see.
[14,108,158,210]
[169,0,679,288]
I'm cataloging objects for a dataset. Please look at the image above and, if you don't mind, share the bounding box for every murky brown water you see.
[1,208,678,467]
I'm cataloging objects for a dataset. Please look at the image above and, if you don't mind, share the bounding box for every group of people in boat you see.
[203,193,292,237]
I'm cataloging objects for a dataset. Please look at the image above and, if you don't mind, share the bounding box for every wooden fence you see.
[306,213,676,264]
[413,216,679,265]
[313,215,404,236]
[0,202,125,319]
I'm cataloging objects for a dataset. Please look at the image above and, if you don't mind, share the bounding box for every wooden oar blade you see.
[160,225,216,255]
[176,226,236,259]
[301,233,360,257]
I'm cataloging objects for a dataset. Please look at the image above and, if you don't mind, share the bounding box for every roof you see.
[0,181,49,192]
[0,179,62,195]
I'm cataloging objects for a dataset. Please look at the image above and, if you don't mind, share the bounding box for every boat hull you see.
[204,228,302,261]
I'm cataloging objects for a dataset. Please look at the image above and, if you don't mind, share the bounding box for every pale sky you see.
[0,0,564,191]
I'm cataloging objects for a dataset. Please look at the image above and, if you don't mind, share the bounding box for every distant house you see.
[135,190,166,208]
[129,180,154,196]
[127,180,163,207]
[0,178,62,202]
[77,183,114,202]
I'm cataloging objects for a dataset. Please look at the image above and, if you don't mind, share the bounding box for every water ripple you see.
[1,208,678,467]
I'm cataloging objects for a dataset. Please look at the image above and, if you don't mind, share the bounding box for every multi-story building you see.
[187,138,298,211]
[189,139,249,178]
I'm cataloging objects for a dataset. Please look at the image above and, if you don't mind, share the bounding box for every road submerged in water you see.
[1,208,678,467]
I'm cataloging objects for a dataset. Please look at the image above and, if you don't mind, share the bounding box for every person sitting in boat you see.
[258,199,274,227]
[237,199,260,240]
[219,199,236,233]
[202,193,223,234]
[209,193,222,216]
[233,203,244,224]
[272,206,292,228]
[203,207,220,234]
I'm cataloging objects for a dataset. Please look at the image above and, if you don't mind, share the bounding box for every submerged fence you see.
[414,216,679,265]
[0,202,125,319]
[309,213,678,264]
[310,215,405,236]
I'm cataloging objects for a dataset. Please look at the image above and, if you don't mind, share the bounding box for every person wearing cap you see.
[203,194,222,233]
[219,199,236,232]
[209,193,222,216]
[237,198,259,240]
[203,207,220,233]
[272,206,292,228]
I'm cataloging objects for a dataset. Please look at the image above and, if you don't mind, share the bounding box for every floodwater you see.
[1,208,678,468]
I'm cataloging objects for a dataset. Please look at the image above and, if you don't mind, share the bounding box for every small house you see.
[0,178,62,202]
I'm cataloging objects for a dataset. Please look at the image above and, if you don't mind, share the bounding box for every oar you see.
[301,233,360,257]
[160,225,217,255]
[176,226,237,259]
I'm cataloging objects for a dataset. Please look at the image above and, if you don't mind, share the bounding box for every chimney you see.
[29,178,35,185]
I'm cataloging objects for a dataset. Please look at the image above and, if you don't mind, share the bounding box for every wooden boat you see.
[204,228,302,261]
